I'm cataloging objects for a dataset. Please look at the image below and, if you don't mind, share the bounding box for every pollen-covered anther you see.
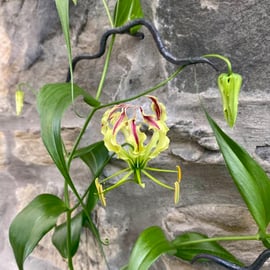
[176,165,182,183]
[95,178,106,207]
[174,181,180,204]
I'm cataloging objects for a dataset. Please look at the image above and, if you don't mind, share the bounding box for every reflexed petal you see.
[140,107,160,129]
[147,95,162,120]
[101,96,170,169]
[147,95,167,121]
[112,108,127,135]
[130,119,140,149]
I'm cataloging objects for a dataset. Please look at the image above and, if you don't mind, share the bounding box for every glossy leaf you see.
[73,142,108,246]
[127,226,176,270]
[172,232,242,265]
[74,141,110,177]
[206,111,270,232]
[52,212,83,258]
[55,0,73,82]
[9,194,67,270]
[37,83,99,181]
[55,0,70,55]
[114,0,144,32]
[74,141,111,212]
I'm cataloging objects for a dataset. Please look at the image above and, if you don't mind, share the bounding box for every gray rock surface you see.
[1,0,270,269]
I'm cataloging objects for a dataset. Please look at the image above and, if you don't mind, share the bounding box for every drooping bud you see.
[15,90,25,116]
[217,72,242,127]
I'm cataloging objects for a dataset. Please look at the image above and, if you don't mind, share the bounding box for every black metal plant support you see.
[192,249,270,270]
[65,18,270,270]
[66,18,218,82]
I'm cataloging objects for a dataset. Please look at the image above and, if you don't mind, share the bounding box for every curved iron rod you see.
[66,18,218,82]
[191,249,270,270]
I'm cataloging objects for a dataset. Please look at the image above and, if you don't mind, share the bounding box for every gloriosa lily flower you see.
[96,95,181,206]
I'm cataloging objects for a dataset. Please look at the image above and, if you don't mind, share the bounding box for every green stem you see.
[97,65,185,110]
[95,35,116,100]
[64,182,74,270]
[95,1,115,100]
[67,108,97,168]
[102,0,114,27]
[174,234,260,247]
[66,210,74,270]
[17,82,37,96]
[203,54,232,75]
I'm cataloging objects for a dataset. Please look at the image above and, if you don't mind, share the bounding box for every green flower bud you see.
[218,72,242,127]
[15,90,24,116]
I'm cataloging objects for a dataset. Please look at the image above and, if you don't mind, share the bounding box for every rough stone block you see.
[0,132,7,169]
[13,128,80,165]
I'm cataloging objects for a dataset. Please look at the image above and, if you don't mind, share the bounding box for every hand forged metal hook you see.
[191,249,270,270]
[66,18,218,82]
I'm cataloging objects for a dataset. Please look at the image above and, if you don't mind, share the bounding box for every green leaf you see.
[37,83,99,180]
[55,0,73,82]
[52,212,83,258]
[206,111,270,232]
[55,0,70,55]
[9,194,67,270]
[172,232,242,265]
[73,142,110,247]
[127,226,176,270]
[74,141,110,212]
[74,141,110,176]
[114,0,144,32]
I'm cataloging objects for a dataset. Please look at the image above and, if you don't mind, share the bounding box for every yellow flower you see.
[96,96,182,205]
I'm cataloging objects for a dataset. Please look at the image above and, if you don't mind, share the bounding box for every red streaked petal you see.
[108,104,126,121]
[140,107,160,129]
[131,119,139,149]
[113,108,127,134]
[143,115,160,129]
[147,95,162,120]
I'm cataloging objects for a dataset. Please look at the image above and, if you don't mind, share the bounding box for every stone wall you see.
[1,0,270,269]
